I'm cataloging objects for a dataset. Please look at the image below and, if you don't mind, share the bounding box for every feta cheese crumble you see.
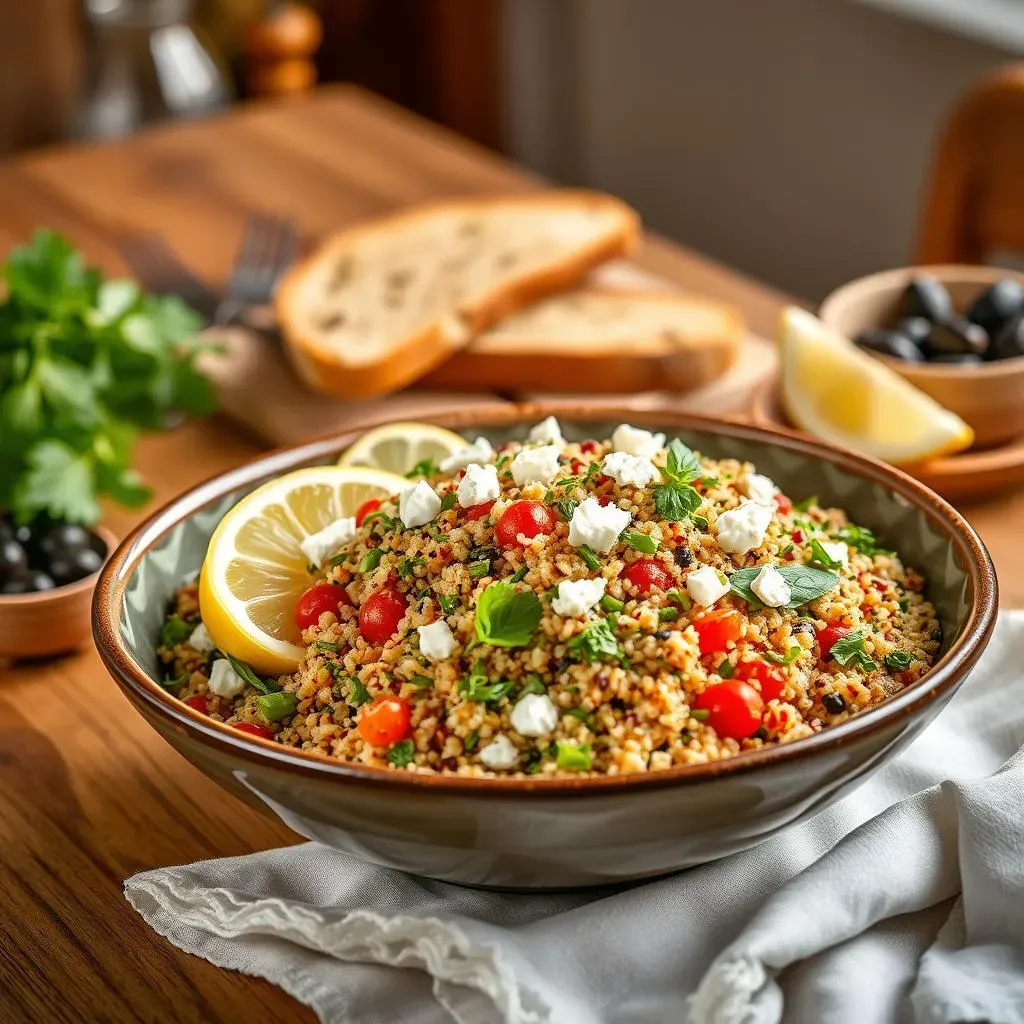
[528,415,564,446]
[418,619,456,661]
[439,436,494,473]
[208,658,247,698]
[510,693,559,737]
[399,480,441,528]
[744,473,778,506]
[601,451,659,489]
[552,577,607,617]
[299,516,357,569]
[457,463,500,508]
[716,501,774,555]
[188,622,216,654]
[685,565,730,607]
[511,444,561,487]
[751,564,792,607]
[567,497,631,554]
[479,734,518,770]
[611,423,666,459]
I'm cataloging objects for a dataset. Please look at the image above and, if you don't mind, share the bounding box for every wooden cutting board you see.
[198,260,777,447]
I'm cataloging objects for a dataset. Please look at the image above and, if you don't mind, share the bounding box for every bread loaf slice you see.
[420,289,744,393]
[275,191,640,397]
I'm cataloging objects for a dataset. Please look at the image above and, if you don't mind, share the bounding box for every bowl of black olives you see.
[820,265,1024,448]
[0,516,117,660]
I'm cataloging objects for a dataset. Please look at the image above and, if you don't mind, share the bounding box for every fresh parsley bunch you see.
[653,439,705,521]
[0,230,215,525]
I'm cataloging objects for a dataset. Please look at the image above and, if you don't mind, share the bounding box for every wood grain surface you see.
[0,86,1020,1024]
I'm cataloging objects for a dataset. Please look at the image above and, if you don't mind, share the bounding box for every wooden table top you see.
[0,85,1020,1023]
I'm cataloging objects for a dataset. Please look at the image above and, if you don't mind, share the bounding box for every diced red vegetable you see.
[775,494,793,515]
[694,680,764,740]
[235,722,273,739]
[734,659,787,702]
[358,695,412,747]
[184,694,209,715]
[580,440,599,454]
[355,498,383,526]
[692,608,744,653]
[464,499,496,522]
[495,501,556,547]
[359,588,408,645]
[294,583,351,631]
[621,558,672,595]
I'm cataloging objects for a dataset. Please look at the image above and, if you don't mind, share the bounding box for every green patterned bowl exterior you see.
[94,406,997,889]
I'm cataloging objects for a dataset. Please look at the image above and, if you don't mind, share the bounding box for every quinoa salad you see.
[157,417,941,778]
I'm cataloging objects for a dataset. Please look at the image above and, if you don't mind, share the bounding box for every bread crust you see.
[275,191,640,397]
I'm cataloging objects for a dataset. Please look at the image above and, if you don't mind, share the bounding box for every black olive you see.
[823,692,847,713]
[673,546,693,568]
[39,523,92,558]
[929,353,983,365]
[965,278,1024,337]
[898,275,953,323]
[895,317,931,345]
[855,328,923,362]
[991,315,1024,361]
[925,318,989,357]
[48,547,103,586]
[653,630,672,640]
[0,539,28,578]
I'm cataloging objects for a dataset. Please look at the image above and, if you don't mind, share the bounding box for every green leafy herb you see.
[578,545,601,571]
[397,556,426,580]
[666,588,692,611]
[765,645,802,665]
[409,674,433,689]
[160,673,189,691]
[159,614,193,648]
[584,461,601,483]
[898,597,910,613]
[690,708,710,722]
[315,640,340,654]
[523,748,544,774]
[664,438,703,484]
[808,538,841,570]
[793,495,819,513]
[223,653,281,695]
[474,582,542,647]
[387,739,416,767]
[567,618,625,665]
[468,559,492,579]
[0,230,216,525]
[495,453,511,472]
[555,475,581,489]
[344,676,371,707]
[779,543,794,558]
[565,707,595,728]
[358,548,383,573]
[884,650,914,670]
[362,510,397,532]
[458,673,516,704]
[438,594,458,615]
[426,525,448,543]
[600,594,624,613]
[621,529,659,554]
[832,523,890,557]
[555,742,592,771]
[464,730,479,752]
[405,457,440,479]
[658,607,679,622]
[509,566,528,584]
[440,490,457,512]
[718,658,736,679]
[691,515,710,533]
[520,673,546,696]
[650,438,705,523]
[829,629,877,671]
[256,691,298,723]
[555,498,578,522]
[729,563,839,609]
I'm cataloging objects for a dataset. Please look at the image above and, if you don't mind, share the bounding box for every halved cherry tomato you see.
[816,623,851,660]
[235,722,273,739]
[359,588,408,645]
[355,498,383,526]
[495,501,556,547]
[775,494,793,515]
[294,583,351,631]
[734,659,787,702]
[692,608,744,653]
[464,499,496,522]
[358,695,412,747]
[621,558,672,595]
[184,694,209,715]
[694,680,764,740]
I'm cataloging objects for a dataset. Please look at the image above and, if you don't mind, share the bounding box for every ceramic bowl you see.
[93,406,997,890]
[819,265,1024,448]
[0,525,117,661]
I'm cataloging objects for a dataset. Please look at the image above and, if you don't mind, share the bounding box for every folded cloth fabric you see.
[125,613,1024,1024]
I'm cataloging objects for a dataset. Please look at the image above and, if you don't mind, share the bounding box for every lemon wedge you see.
[778,306,974,464]
[199,465,407,674]
[337,421,467,476]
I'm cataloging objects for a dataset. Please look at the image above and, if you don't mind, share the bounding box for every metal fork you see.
[214,213,297,326]
[117,234,220,320]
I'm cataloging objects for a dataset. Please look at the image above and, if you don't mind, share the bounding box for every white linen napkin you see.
[125,613,1024,1024]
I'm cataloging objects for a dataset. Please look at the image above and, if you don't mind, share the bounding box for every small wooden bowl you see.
[0,525,117,661]
[819,265,1024,448]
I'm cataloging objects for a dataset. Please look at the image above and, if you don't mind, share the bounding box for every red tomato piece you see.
[464,499,496,522]
[355,498,383,526]
[359,588,409,645]
[816,623,852,659]
[775,493,793,515]
[294,583,351,631]
[694,680,764,740]
[183,694,209,715]
[621,558,672,595]
[580,440,600,454]
[570,459,586,475]
[495,501,556,547]
[692,608,744,653]
[792,529,804,544]
[734,659,787,702]
[235,722,273,739]
[358,695,412,747]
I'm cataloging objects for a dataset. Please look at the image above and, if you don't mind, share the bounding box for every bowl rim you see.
[93,402,998,798]
[819,263,1024,376]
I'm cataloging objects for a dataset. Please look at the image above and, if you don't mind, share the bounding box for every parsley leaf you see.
[884,650,914,670]
[567,618,625,665]
[344,676,371,706]
[440,491,457,512]
[729,563,839,609]
[159,614,193,648]
[653,482,703,522]
[718,658,736,678]
[520,673,546,696]
[829,629,877,671]
[833,523,890,557]
[256,691,298,723]
[555,742,592,771]
[808,538,841,570]
[405,457,440,479]
[387,739,416,766]
[458,675,516,703]
[438,594,458,615]
[663,439,703,484]
[554,498,578,522]
[621,529,659,554]
[474,582,542,647]
[765,645,802,665]
[222,653,281,695]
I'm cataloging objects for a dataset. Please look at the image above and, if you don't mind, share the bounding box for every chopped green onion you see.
[658,607,679,622]
[468,559,491,579]
[764,645,802,665]
[438,594,458,615]
[565,707,595,728]
[578,545,601,571]
[256,691,298,723]
[718,658,736,679]
[495,453,511,471]
[440,491,457,512]
[359,548,383,573]
[600,594,624,613]
[397,556,426,580]
[520,674,546,696]
[691,708,710,722]
[387,739,416,767]
[409,674,433,689]
[509,566,528,584]
[464,730,480,752]
[884,650,914,670]
[555,742,592,771]
[621,529,659,554]
[315,640,340,653]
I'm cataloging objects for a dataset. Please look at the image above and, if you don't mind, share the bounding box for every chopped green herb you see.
[555,498,578,522]
[495,453,511,471]
[621,529,659,554]
[256,691,298,723]
[898,597,910,612]
[405,457,440,479]
[409,674,433,689]
[578,545,601,571]
[718,658,736,679]
[468,559,491,579]
[328,552,350,567]
[160,673,189,691]
[438,594,458,615]
[543,489,554,503]
[458,674,516,704]
[584,461,601,483]
[658,607,680,622]
[555,475,582,488]
[315,640,340,653]
[808,538,841,570]
[567,618,625,665]
[884,650,914,670]
[223,653,281,695]
[829,629,877,671]
[523,747,544,774]
[600,594,625,613]
[159,615,193,648]
[520,674,546,696]
[691,515,710,533]
[764,645,802,665]
[426,525,449,543]
[474,582,542,647]
[555,742,592,771]
[387,739,416,767]
[440,490,457,512]
[362,510,397,531]
[832,522,891,556]
[664,438,703,484]
[729,563,839,609]
[793,495,819,512]
[666,588,692,611]
[565,707,595,728]
[345,676,371,707]
[653,483,703,522]
[464,730,480,752]
[691,708,710,722]
[359,548,383,573]
[779,543,794,558]
[509,566,528,584]
[397,556,426,580]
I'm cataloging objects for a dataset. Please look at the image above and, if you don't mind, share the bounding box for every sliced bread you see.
[275,191,640,397]
[419,288,744,393]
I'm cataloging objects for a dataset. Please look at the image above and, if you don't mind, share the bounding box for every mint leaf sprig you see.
[652,439,705,523]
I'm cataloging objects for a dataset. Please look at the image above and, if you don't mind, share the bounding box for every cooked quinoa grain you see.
[158,421,941,778]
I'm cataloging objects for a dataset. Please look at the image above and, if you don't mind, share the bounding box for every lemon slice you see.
[778,306,974,464]
[199,465,407,674]
[337,421,467,476]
